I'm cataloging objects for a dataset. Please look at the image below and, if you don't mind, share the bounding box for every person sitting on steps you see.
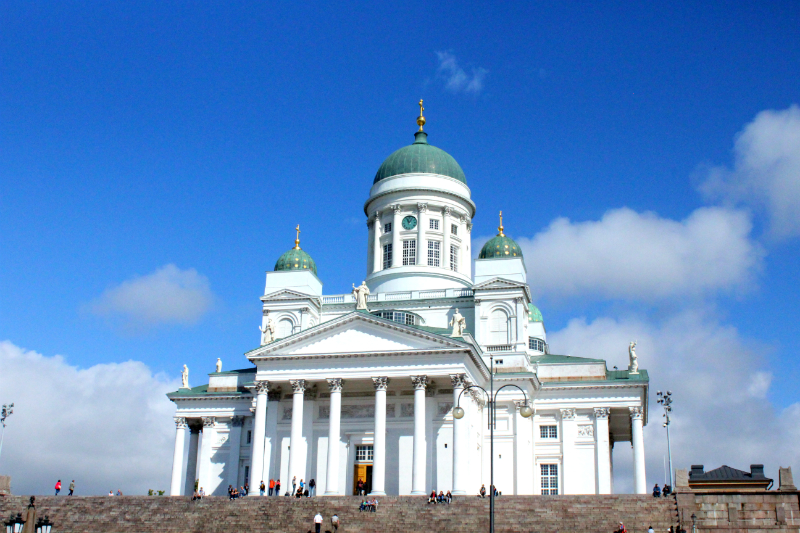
[428,490,437,504]
[653,483,661,497]
[445,490,452,504]
[479,484,486,498]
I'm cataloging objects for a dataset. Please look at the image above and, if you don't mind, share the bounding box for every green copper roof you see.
[274,247,317,275]
[374,132,467,184]
[479,234,523,259]
[528,304,543,322]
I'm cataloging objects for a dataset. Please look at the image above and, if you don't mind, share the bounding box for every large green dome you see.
[374,132,466,184]
[274,247,317,275]
[528,303,543,323]
[479,234,523,259]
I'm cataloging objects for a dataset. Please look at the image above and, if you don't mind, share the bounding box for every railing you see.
[322,295,346,304]
[485,344,513,353]
[386,292,411,301]
[420,289,446,299]
[454,288,473,297]
[321,288,474,305]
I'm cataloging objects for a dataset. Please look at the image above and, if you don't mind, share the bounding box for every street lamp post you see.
[0,403,13,464]
[656,391,673,487]
[453,354,533,533]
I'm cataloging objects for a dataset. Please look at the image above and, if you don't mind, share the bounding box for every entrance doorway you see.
[353,444,374,495]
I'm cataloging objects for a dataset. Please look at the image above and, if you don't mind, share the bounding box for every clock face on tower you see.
[402,215,417,230]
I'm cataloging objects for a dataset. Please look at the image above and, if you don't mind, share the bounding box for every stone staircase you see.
[0,494,678,533]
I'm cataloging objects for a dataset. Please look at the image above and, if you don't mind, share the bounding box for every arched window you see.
[489,309,509,345]
[277,318,294,339]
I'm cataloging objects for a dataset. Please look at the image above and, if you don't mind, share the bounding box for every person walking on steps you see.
[292,476,297,495]
[269,478,275,496]
[331,514,340,532]
[68,480,75,496]
[54,480,61,495]
[313,512,323,533]
[309,478,316,497]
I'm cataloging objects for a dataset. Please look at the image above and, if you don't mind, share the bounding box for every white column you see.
[451,374,468,495]
[373,212,382,274]
[515,297,525,347]
[371,377,389,495]
[198,416,216,494]
[227,416,244,490]
[248,380,269,495]
[417,203,427,265]
[463,219,472,278]
[287,379,306,488]
[630,406,647,494]
[170,417,188,495]
[594,408,611,494]
[392,205,402,268]
[410,375,428,495]
[325,378,344,495]
[443,207,452,270]
[184,425,200,495]
[560,408,577,494]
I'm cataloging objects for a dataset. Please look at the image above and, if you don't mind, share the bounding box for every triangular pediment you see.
[247,312,470,359]
[472,278,527,290]
[261,288,318,301]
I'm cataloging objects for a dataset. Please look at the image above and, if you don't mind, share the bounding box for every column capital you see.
[417,202,428,213]
[629,406,644,420]
[466,222,473,233]
[594,407,611,420]
[372,376,390,391]
[290,379,306,393]
[254,380,270,394]
[443,206,452,216]
[560,408,576,420]
[392,204,402,214]
[202,416,216,428]
[449,374,467,389]
[411,375,428,390]
[231,416,244,427]
[327,378,344,392]
[374,210,381,221]
[460,215,468,225]
[174,417,188,428]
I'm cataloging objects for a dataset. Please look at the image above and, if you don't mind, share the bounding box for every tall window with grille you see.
[540,425,558,439]
[450,245,458,271]
[384,222,392,234]
[355,445,374,463]
[402,240,416,266]
[541,464,558,494]
[489,309,509,344]
[427,241,441,267]
[529,337,546,352]
[429,219,440,230]
[383,243,393,269]
[451,223,458,235]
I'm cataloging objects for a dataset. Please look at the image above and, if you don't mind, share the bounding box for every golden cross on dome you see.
[294,224,301,249]
[498,211,505,236]
[417,99,426,132]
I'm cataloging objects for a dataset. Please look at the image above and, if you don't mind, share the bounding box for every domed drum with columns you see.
[167,103,650,498]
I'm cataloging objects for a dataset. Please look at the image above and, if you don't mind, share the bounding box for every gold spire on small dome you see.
[498,211,505,236]
[294,224,301,249]
[417,99,426,131]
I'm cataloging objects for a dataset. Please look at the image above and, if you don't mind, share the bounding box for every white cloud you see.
[700,105,800,240]
[0,340,178,495]
[89,264,214,329]
[549,311,800,493]
[513,206,763,301]
[435,51,487,95]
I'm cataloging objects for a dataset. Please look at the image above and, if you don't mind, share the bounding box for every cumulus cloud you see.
[514,206,763,301]
[700,105,800,240]
[549,311,800,493]
[435,51,487,95]
[0,340,178,495]
[89,264,214,329]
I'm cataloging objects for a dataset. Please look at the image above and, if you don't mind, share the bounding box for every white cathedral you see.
[167,105,650,498]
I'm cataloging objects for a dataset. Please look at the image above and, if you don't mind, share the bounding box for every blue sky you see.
[1,2,799,494]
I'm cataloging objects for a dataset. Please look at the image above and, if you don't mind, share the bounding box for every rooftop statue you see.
[628,341,639,374]
[181,364,189,389]
[449,308,466,337]
[215,358,222,373]
[352,281,370,311]
[259,312,276,345]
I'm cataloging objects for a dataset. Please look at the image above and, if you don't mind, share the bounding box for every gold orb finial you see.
[498,211,504,237]
[294,224,301,249]
[417,99,426,131]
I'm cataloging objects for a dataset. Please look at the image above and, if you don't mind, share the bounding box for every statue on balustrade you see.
[259,312,276,345]
[449,308,466,337]
[628,341,639,374]
[181,364,190,389]
[352,281,370,311]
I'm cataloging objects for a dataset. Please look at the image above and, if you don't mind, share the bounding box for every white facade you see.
[168,122,649,498]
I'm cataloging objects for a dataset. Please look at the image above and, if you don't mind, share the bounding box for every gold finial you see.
[498,211,504,236]
[294,224,301,249]
[417,99,426,131]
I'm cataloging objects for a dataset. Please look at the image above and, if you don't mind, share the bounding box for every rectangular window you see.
[529,338,545,352]
[429,219,440,230]
[384,222,392,234]
[402,240,416,266]
[540,425,558,439]
[450,245,459,271]
[383,243,393,269]
[541,464,558,495]
[244,466,250,485]
[246,430,252,444]
[451,224,458,235]
[356,445,374,462]
[428,241,440,267]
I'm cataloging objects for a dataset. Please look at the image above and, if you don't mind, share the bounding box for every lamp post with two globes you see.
[452,354,533,533]
[657,390,674,488]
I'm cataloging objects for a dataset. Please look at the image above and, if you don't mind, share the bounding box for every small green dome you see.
[374,132,467,184]
[274,248,317,275]
[528,304,543,323]
[479,235,523,259]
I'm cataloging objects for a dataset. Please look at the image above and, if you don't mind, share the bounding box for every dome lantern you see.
[478,211,524,259]
[274,225,318,275]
